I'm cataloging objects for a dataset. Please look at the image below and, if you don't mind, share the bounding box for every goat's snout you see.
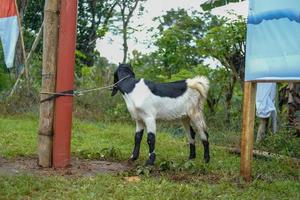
[111,86,118,96]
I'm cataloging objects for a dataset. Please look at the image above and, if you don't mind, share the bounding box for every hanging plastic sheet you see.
[245,0,300,81]
[0,0,19,69]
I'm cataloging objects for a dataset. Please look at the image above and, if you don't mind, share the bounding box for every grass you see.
[0,115,299,200]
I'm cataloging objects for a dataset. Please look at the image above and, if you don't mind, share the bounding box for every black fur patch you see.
[131,129,144,160]
[189,144,196,159]
[112,63,188,98]
[147,132,155,153]
[190,126,196,139]
[144,80,187,98]
[146,132,156,165]
[112,64,138,96]
[146,153,156,166]
[202,131,210,163]
[202,140,210,163]
[117,77,139,94]
[189,126,196,159]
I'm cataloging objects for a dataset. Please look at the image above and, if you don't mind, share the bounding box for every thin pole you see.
[38,0,60,167]
[53,0,78,168]
[240,81,256,181]
[25,22,44,65]
[9,22,44,97]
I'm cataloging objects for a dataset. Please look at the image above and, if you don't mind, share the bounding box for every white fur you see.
[187,76,209,99]
[123,77,209,134]
[122,76,210,163]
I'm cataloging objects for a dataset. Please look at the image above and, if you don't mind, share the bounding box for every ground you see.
[0,115,299,199]
[0,156,131,177]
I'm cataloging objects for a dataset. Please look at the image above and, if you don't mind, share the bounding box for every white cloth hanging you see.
[256,83,277,118]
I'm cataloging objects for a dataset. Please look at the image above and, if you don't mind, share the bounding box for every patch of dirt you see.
[0,156,132,177]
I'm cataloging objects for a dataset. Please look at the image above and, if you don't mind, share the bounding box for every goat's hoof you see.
[204,156,210,163]
[130,153,140,160]
[189,155,196,160]
[145,160,154,166]
[130,157,138,161]
[145,153,156,166]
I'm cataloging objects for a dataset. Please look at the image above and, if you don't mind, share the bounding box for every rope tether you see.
[40,75,130,103]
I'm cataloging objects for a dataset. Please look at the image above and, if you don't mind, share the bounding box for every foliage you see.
[201,0,245,11]
[150,9,222,78]
[197,15,246,83]
[112,0,146,63]
[0,44,13,92]
[77,0,118,66]
[196,14,246,122]
[22,0,44,33]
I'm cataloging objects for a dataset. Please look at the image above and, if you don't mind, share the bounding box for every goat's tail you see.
[187,76,209,98]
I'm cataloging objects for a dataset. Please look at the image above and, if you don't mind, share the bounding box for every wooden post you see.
[240,81,256,181]
[38,0,59,167]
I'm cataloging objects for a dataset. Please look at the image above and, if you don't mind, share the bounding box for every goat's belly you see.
[154,99,189,120]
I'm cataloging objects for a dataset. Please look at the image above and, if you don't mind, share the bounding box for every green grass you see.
[0,116,299,200]
[1,174,299,200]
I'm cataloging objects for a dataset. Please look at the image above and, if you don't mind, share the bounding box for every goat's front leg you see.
[144,117,156,165]
[131,120,144,161]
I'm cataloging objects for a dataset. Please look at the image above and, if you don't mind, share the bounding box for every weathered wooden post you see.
[240,81,256,181]
[38,0,59,167]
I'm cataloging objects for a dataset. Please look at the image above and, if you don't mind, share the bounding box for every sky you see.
[96,0,248,64]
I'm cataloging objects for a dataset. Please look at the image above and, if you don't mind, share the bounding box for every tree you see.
[151,9,221,78]
[201,0,246,11]
[197,15,246,122]
[115,0,145,63]
[77,0,118,66]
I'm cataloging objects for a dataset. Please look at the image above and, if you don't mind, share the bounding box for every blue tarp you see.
[0,16,19,69]
[245,0,300,81]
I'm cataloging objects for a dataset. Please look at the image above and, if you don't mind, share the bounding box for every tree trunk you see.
[122,27,128,63]
[38,0,59,168]
[207,99,216,115]
[16,0,28,20]
[120,0,140,64]
[13,38,24,78]
[288,83,300,136]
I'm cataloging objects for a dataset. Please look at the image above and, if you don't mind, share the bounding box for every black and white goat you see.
[111,64,210,165]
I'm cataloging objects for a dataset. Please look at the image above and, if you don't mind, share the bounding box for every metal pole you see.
[53,0,78,168]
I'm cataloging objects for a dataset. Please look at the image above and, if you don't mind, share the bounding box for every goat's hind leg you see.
[130,120,144,161]
[190,113,210,163]
[182,118,196,159]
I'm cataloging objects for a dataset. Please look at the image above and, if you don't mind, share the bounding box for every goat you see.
[111,63,210,165]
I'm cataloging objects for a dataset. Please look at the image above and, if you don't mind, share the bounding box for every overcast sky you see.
[96,0,248,64]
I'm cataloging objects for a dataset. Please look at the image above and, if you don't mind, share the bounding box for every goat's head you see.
[111,63,135,96]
